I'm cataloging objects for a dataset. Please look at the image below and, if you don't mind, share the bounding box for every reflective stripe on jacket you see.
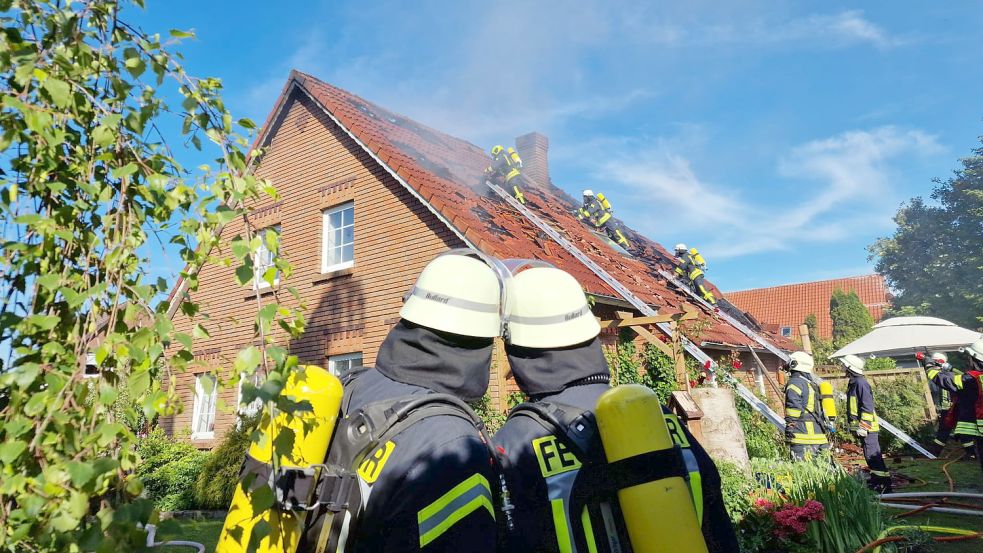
[846,375,880,433]
[784,373,829,445]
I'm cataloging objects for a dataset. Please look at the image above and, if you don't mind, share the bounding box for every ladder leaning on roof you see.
[485,180,786,427]
[485,180,935,459]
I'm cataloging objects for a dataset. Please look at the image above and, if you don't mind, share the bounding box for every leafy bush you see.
[470,394,508,434]
[193,416,259,510]
[865,357,897,372]
[506,391,527,410]
[749,456,883,553]
[137,430,208,512]
[871,377,926,454]
[736,395,788,460]
[604,330,682,403]
[717,461,755,524]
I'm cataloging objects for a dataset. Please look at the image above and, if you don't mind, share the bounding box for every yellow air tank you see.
[217,365,343,553]
[595,384,708,553]
[820,381,837,420]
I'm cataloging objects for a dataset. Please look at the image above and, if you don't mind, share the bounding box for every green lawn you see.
[880,452,983,552]
[153,518,223,552]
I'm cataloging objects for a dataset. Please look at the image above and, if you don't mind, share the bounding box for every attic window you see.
[780,326,792,338]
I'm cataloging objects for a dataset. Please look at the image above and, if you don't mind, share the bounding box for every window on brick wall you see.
[781,326,793,338]
[328,352,362,377]
[322,202,354,273]
[191,374,217,439]
[254,225,281,289]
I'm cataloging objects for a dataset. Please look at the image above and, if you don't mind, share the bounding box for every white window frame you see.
[191,374,217,440]
[328,352,363,377]
[237,372,263,419]
[322,202,355,273]
[780,326,793,338]
[254,225,281,289]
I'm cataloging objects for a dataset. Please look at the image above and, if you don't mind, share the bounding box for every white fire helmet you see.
[400,252,503,338]
[786,351,815,374]
[582,189,594,197]
[840,354,865,375]
[961,339,983,362]
[506,267,600,348]
[674,243,688,254]
[930,351,948,365]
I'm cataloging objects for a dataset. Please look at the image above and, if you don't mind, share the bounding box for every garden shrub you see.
[193,416,259,510]
[748,456,883,553]
[871,377,926,454]
[137,430,208,512]
[736,396,788,460]
[716,461,755,524]
[604,331,683,404]
[470,394,508,434]
[865,357,897,372]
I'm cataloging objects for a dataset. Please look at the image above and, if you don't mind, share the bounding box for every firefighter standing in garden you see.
[493,264,738,552]
[783,351,830,459]
[841,354,892,493]
[925,350,982,463]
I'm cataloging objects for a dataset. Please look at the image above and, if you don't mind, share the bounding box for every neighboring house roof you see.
[212,70,792,352]
[726,274,890,340]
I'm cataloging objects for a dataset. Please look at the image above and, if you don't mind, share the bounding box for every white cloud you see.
[579,126,941,259]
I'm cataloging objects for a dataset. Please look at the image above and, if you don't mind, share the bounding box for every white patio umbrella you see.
[831,316,981,359]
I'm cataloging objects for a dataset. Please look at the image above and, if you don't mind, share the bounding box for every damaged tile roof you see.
[277,70,791,351]
[727,274,890,340]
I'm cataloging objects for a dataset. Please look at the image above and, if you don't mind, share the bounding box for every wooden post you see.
[670,320,690,392]
[799,323,812,354]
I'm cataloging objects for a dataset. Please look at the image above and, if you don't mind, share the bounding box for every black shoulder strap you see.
[507,401,598,461]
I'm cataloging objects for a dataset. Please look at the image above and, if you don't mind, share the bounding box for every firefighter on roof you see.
[486,144,525,204]
[841,354,892,493]
[674,244,716,304]
[782,351,831,460]
[576,189,633,251]
[493,265,738,552]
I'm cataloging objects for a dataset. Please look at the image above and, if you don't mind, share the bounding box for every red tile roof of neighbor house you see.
[726,274,890,340]
[264,70,792,351]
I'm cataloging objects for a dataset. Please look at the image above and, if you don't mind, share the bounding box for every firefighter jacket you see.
[674,252,706,282]
[846,375,880,433]
[577,195,613,228]
[784,372,829,445]
[332,320,500,553]
[486,150,521,184]
[929,366,983,437]
[494,383,738,553]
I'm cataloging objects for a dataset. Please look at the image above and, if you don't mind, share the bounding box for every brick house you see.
[162,71,792,446]
[727,274,891,341]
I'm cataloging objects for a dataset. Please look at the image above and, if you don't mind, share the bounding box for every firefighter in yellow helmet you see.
[673,244,715,304]
[493,264,738,552]
[782,351,830,460]
[841,354,892,493]
[576,189,633,251]
[486,144,525,204]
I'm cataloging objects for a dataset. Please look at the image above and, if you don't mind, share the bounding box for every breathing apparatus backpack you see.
[296,369,512,553]
[508,390,707,553]
[219,368,512,553]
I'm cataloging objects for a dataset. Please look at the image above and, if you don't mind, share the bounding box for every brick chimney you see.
[515,132,550,189]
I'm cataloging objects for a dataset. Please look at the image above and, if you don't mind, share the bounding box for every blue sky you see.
[135,1,983,292]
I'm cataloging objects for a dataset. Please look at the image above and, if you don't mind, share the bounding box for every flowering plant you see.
[737,497,824,553]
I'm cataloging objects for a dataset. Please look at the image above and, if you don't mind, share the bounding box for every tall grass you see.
[751,455,884,552]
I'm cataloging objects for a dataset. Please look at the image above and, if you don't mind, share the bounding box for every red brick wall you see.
[163,91,464,446]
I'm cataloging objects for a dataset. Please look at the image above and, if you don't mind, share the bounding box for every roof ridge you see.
[727,273,882,294]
